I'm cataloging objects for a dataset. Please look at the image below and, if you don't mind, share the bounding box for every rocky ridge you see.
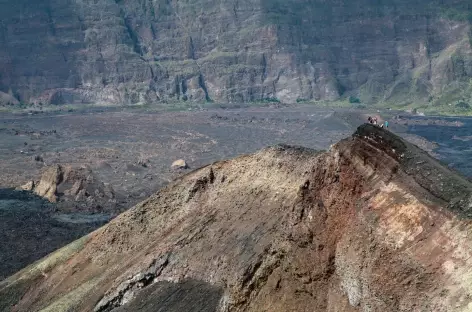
[2,124,472,311]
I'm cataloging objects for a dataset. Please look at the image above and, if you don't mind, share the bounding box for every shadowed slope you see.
[2,124,472,312]
[0,189,107,281]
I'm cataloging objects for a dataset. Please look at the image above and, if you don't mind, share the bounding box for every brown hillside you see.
[2,124,472,312]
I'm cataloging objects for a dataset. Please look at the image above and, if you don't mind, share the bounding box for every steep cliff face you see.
[0,0,471,106]
[2,125,472,312]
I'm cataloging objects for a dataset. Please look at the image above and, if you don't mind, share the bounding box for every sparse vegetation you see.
[349,96,361,104]
[456,101,471,109]
[439,7,471,22]
[261,97,280,103]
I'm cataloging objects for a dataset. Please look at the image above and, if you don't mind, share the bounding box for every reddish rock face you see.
[2,124,472,311]
[0,1,471,106]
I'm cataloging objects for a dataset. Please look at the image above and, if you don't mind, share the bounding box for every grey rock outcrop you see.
[31,164,117,212]
[18,181,35,192]
[34,164,63,202]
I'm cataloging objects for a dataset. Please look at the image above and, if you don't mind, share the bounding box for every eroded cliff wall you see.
[0,0,471,105]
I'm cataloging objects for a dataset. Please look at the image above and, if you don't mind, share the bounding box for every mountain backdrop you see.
[0,0,471,107]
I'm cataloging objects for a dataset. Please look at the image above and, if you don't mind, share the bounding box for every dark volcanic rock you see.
[114,280,223,312]
[0,1,471,106]
[0,188,106,281]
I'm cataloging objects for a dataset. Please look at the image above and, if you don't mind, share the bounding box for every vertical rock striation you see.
[0,0,471,105]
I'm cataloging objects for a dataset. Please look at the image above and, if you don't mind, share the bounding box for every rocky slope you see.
[2,124,472,311]
[0,0,471,107]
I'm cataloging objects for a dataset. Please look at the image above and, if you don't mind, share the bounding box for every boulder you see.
[34,165,64,202]
[171,159,188,170]
[75,189,87,202]
[23,163,117,212]
[18,180,35,191]
[65,180,84,197]
[136,159,148,168]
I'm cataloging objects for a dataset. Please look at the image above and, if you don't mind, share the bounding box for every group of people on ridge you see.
[367,116,388,128]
